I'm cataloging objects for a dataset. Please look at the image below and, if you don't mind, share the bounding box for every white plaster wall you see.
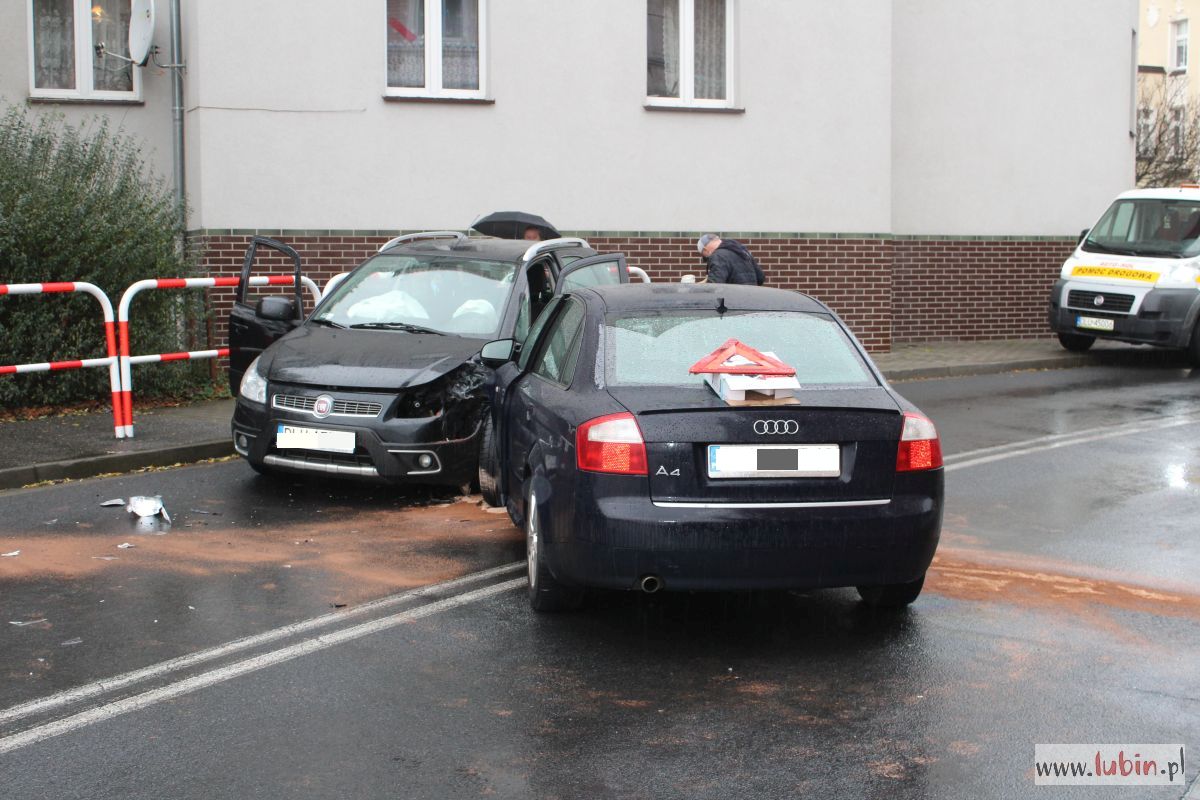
[187,0,895,232]
[891,0,1139,236]
[0,2,180,195]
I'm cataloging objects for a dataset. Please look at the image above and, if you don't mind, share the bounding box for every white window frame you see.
[645,0,737,109]
[26,0,142,101]
[1171,18,1189,72]
[384,0,489,100]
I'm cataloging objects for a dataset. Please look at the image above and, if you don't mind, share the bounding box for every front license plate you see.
[1076,315,1115,332]
[276,424,356,453]
[707,444,840,479]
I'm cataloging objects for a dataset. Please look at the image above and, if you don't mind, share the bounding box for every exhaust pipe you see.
[639,575,663,594]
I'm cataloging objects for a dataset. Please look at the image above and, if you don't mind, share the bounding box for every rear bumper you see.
[1048,281,1200,348]
[539,471,943,592]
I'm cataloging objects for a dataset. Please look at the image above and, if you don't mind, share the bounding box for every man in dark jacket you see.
[697,234,765,285]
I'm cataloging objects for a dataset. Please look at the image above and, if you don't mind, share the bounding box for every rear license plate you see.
[707,444,840,479]
[1076,315,1115,332]
[276,424,356,453]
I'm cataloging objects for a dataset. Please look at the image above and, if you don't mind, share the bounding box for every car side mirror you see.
[1078,228,1090,245]
[256,296,297,321]
[479,338,516,368]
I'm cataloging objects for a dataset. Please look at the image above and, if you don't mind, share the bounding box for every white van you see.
[1048,186,1200,364]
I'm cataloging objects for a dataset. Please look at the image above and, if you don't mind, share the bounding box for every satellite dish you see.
[128,0,155,67]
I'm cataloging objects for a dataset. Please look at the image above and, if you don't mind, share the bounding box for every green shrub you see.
[0,103,211,409]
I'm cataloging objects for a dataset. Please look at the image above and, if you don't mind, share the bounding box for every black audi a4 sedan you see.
[230,233,630,486]
[478,284,944,611]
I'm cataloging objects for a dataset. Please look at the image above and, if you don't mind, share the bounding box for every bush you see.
[0,103,211,409]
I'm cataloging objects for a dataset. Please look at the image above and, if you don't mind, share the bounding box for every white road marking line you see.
[0,576,525,756]
[945,417,1200,473]
[943,414,1200,464]
[0,561,523,728]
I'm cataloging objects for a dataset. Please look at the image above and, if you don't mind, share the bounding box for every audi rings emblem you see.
[753,419,799,435]
[312,394,335,419]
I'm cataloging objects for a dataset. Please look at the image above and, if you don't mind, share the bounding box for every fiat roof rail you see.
[378,231,468,252]
[521,237,591,262]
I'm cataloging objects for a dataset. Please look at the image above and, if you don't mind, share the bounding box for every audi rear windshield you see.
[1082,198,1200,258]
[604,310,876,387]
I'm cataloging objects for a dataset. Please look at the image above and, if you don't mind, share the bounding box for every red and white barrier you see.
[116,275,321,438]
[0,282,123,438]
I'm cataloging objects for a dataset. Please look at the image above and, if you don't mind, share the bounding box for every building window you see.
[28,0,140,100]
[1137,106,1155,158]
[1171,18,1189,72]
[647,0,735,108]
[386,0,487,99]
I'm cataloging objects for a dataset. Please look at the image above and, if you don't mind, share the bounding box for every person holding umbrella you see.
[472,211,561,241]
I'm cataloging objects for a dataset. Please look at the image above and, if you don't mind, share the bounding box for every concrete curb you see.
[0,439,234,491]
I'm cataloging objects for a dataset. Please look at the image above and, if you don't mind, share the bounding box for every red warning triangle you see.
[688,339,796,376]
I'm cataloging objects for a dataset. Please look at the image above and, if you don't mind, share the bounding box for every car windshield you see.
[604,310,876,387]
[1082,198,1200,258]
[312,254,515,338]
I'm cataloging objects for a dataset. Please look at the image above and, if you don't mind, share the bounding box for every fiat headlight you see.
[239,356,268,404]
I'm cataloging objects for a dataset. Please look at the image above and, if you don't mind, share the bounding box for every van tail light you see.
[576,412,648,475]
[896,413,943,472]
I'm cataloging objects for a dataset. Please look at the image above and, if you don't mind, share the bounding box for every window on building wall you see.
[1171,19,1189,72]
[1137,106,1155,158]
[28,0,140,100]
[1170,106,1186,159]
[647,0,735,108]
[386,0,487,98]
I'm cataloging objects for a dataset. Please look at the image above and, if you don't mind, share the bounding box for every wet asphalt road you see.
[1,361,1199,798]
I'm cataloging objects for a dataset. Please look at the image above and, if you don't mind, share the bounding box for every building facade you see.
[3,1,1139,351]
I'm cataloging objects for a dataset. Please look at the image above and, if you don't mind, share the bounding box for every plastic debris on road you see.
[1,550,19,557]
[60,637,83,647]
[117,542,135,549]
[9,619,47,627]
[91,556,118,561]
[100,499,125,507]
[127,496,171,524]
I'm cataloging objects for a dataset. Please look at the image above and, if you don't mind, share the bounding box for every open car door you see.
[554,253,630,296]
[228,236,305,393]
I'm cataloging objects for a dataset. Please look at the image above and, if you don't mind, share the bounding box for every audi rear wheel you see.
[526,485,583,613]
[857,574,925,608]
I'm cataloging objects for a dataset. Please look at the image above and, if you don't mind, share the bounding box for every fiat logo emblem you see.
[753,419,799,435]
[312,395,334,419]
[1093,295,1105,307]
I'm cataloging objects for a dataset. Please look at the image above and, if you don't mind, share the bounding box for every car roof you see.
[1116,187,1200,201]
[384,236,593,262]
[578,283,832,314]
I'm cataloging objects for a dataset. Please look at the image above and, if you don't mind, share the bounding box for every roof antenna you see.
[717,297,728,315]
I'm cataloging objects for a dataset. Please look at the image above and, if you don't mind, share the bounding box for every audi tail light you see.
[576,412,648,475]
[896,412,943,472]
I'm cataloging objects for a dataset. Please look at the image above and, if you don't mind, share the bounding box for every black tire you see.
[525,484,583,612]
[1187,323,1200,367]
[245,457,273,476]
[1057,332,1096,353]
[857,574,925,608]
[478,414,502,507]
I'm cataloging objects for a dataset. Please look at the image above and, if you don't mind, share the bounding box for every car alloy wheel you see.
[526,488,540,591]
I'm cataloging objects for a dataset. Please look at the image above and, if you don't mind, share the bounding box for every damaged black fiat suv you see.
[230,232,631,487]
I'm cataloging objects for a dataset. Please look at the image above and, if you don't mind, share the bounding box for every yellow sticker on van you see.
[1071,266,1160,283]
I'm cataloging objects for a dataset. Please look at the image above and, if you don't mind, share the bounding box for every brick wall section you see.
[192,232,1074,355]
[891,238,1075,343]
[586,236,893,351]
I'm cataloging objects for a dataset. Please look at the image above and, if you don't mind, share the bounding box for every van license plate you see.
[707,445,840,479]
[1076,315,1114,332]
[276,425,356,453]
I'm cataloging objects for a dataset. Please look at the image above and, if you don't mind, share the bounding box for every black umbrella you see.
[471,211,561,241]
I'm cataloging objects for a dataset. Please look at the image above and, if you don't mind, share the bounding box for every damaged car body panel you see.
[230,233,628,486]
